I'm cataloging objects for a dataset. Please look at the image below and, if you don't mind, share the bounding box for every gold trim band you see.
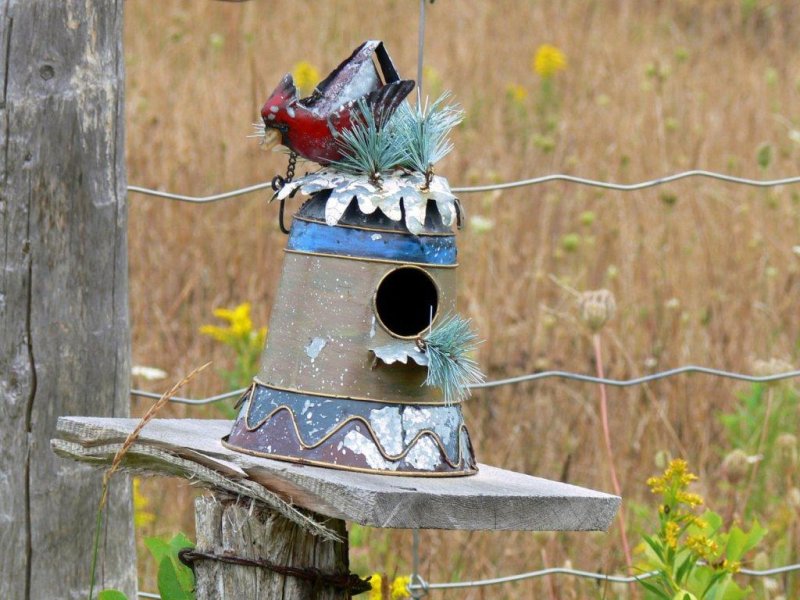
[252,378,455,406]
[242,402,470,468]
[292,215,456,238]
[284,248,458,269]
[221,438,477,477]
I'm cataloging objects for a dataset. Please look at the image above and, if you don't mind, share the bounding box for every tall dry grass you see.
[125,1,800,597]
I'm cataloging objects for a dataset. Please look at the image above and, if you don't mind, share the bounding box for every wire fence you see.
[406,563,800,594]
[131,364,800,404]
[135,563,800,599]
[128,169,800,596]
[126,168,800,205]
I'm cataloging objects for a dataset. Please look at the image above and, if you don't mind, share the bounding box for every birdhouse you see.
[224,182,479,475]
[225,41,483,476]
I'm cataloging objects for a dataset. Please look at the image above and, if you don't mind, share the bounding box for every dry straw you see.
[88,362,211,600]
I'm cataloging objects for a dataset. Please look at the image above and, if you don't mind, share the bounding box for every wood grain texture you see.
[54,417,621,532]
[194,494,349,600]
[0,1,135,597]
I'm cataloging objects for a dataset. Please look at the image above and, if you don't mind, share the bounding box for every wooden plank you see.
[0,2,135,598]
[193,494,350,600]
[54,417,621,532]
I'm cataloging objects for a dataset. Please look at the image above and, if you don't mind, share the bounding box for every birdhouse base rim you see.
[221,437,479,477]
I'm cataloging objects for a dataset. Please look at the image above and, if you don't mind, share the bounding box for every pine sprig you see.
[421,314,484,405]
[394,93,464,176]
[332,99,408,180]
[331,92,463,179]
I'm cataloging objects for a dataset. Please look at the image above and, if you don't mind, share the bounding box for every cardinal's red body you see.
[261,41,414,166]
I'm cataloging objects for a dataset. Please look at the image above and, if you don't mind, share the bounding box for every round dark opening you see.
[374,267,439,338]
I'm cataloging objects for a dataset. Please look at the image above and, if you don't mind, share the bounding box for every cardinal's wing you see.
[307,41,383,115]
[365,79,415,127]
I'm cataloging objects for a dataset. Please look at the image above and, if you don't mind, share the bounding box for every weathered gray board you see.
[54,417,621,531]
[0,1,135,598]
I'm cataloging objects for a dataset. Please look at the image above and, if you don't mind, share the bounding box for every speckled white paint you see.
[368,406,403,455]
[342,430,397,470]
[402,406,459,447]
[305,337,327,361]
[405,436,440,470]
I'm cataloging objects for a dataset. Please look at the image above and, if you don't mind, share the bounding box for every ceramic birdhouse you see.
[225,42,483,476]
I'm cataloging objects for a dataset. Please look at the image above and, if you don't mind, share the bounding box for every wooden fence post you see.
[0,1,136,597]
[193,493,350,600]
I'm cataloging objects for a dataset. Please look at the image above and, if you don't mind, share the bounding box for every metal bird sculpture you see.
[259,41,415,166]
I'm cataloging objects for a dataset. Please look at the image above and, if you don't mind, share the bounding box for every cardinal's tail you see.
[367,80,416,128]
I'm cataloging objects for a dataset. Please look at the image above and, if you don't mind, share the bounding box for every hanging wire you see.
[126,170,800,204]
[131,364,800,405]
[416,0,426,105]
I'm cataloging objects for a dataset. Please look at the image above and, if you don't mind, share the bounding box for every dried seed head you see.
[752,357,794,385]
[721,449,750,485]
[753,551,769,572]
[788,487,800,510]
[579,289,616,332]
[776,433,798,468]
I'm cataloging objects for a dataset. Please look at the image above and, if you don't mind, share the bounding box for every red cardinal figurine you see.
[260,41,415,166]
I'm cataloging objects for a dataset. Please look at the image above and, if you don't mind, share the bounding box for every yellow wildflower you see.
[132,478,155,528]
[676,491,704,508]
[664,521,680,549]
[723,560,741,574]
[533,44,567,78]
[200,303,260,347]
[685,535,718,560]
[647,475,665,494]
[292,61,320,97]
[369,573,383,600]
[687,515,708,529]
[391,575,411,599]
[506,83,528,105]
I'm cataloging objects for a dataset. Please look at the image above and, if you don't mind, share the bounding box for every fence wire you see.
[406,563,800,594]
[129,164,800,596]
[135,562,800,599]
[126,169,800,204]
[130,364,800,405]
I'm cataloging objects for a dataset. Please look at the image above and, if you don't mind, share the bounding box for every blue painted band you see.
[287,219,457,265]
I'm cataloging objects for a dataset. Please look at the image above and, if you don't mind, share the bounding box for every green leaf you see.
[702,510,723,533]
[642,534,666,562]
[157,556,193,600]
[756,143,773,169]
[98,591,128,600]
[725,526,748,562]
[699,569,732,599]
[637,577,671,599]
[742,520,766,554]
[167,533,195,594]
[675,553,695,584]
[145,537,172,567]
[169,532,194,554]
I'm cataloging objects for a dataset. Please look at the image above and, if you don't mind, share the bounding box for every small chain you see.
[271,151,298,234]
[286,151,297,184]
[270,151,298,192]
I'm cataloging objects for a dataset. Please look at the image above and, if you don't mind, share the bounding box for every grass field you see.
[125,1,800,597]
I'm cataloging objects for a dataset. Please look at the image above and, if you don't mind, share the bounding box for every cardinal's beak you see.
[261,127,282,151]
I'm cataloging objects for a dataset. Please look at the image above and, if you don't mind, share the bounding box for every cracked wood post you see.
[0,1,136,598]
[193,493,350,600]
